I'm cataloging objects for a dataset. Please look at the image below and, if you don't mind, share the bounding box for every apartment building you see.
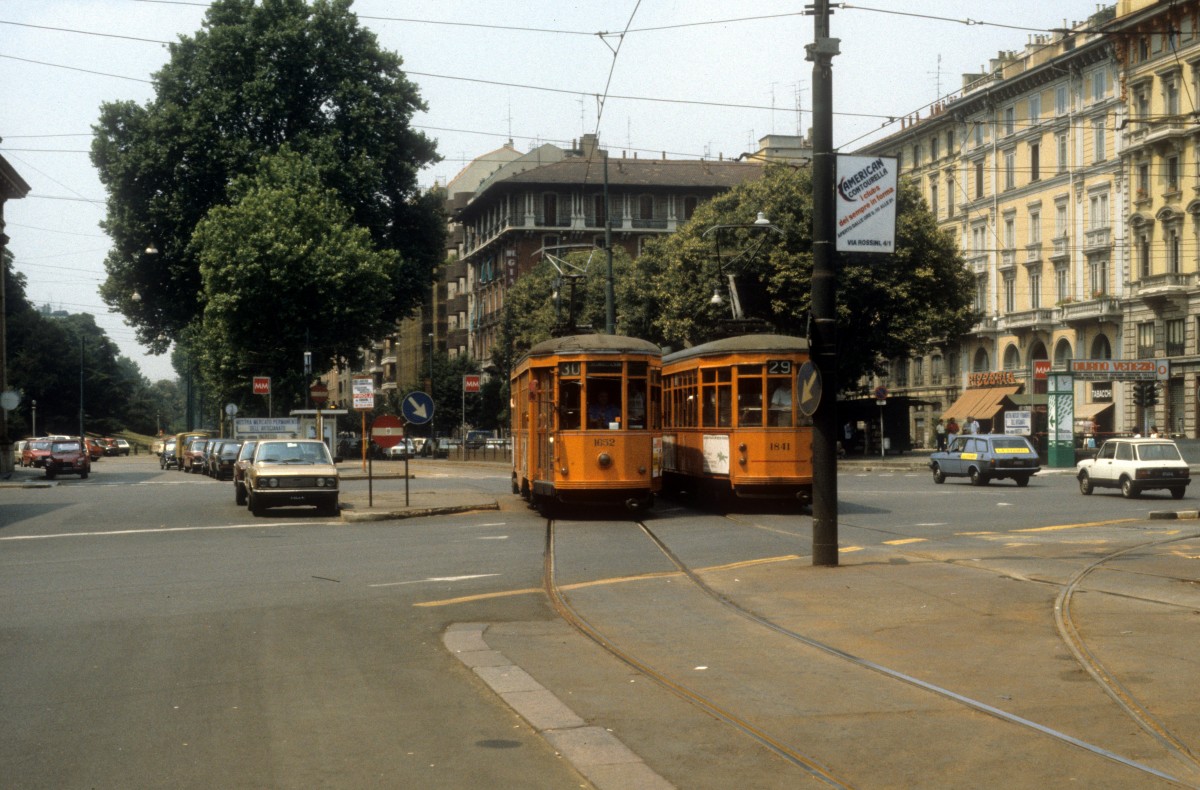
[861,5,1147,447]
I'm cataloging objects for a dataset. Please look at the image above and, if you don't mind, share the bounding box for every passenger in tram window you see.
[769,380,793,426]
[587,387,621,428]
[738,379,764,426]
[559,379,581,430]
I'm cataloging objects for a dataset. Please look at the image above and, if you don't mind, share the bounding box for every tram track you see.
[543,516,1199,788]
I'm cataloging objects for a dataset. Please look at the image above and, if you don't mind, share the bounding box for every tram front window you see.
[626,378,647,429]
[587,382,621,428]
[769,378,793,426]
[559,378,581,429]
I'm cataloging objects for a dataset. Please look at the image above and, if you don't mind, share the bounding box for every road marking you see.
[0,522,323,540]
[838,546,864,553]
[1015,518,1139,533]
[883,538,926,546]
[370,573,500,588]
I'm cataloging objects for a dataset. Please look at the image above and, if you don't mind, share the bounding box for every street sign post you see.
[253,376,272,417]
[401,391,434,425]
[370,413,407,507]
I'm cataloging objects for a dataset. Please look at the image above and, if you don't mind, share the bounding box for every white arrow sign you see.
[406,395,429,420]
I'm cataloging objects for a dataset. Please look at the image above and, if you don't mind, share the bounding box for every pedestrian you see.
[934,418,947,451]
[946,417,959,446]
[965,415,980,435]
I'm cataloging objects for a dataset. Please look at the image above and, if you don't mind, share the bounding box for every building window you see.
[1004,149,1015,190]
[1029,93,1041,123]
[974,122,984,148]
[1004,275,1016,313]
[1055,201,1068,238]
[592,194,606,227]
[1165,78,1180,116]
[1055,84,1069,114]
[912,144,921,167]
[1029,209,1041,243]
[1167,155,1180,191]
[946,176,956,218]
[1166,319,1185,357]
[929,180,939,218]
[1137,321,1156,358]
[542,193,559,226]
[930,136,939,161]
[1166,227,1181,273]
[1004,106,1016,136]
[975,159,985,199]
[1088,192,1109,229]
[931,355,943,385]
[946,129,955,152]
[1134,85,1150,119]
[1091,67,1108,102]
[1137,162,1151,198]
[1003,216,1016,250]
[1055,264,1069,302]
[975,275,988,312]
[1092,118,1106,163]
[1056,132,1068,174]
[1139,234,1151,278]
[1090,259,1109,296]
[1029,268,1042,309]
[1029,142,1040,182]
[682,195,699,220]
[913,357,924,386]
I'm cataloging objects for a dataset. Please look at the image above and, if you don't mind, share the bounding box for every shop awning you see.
[942,386,1021,422]
[1073,402,1114,421]
[1005,393,1047,409]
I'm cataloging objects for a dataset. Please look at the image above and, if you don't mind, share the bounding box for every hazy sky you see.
[2,1,1108,383]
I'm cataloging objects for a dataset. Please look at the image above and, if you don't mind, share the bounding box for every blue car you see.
[928,433,1041,487]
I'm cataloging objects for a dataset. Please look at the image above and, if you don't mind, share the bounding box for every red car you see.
[20,439,52,468]
[85,438,105,461]
[44,438,91,479]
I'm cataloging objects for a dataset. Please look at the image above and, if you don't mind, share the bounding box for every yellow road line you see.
[883,538,926,545]
[1015,518,1140,533]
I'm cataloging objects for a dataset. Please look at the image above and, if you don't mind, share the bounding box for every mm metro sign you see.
[253,376,271,395]
[463,374,481,393]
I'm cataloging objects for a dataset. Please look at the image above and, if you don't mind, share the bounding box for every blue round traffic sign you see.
[401,390,435,425]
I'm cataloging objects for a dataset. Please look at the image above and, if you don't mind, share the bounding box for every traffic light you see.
[1144,382,1159,407]
[1133,381,1147,407]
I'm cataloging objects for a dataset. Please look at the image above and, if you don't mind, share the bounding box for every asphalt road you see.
[2,456,1197,788]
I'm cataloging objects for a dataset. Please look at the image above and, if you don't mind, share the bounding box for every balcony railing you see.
[1135,271,1193,299]
[966,253,988,274]
[1050,235,1069,261]
[1084,227,1110,253]
[1059,296,1121,323]
[1025,242,1043,263]
[998,308,1057,331]
[1000,248,1017,267]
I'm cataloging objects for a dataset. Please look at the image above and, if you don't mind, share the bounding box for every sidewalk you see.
[335,457,510,523]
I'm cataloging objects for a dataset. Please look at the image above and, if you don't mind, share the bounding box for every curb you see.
[340,501,500,523]
[1148,509,1200,520]
[443,623,673,790]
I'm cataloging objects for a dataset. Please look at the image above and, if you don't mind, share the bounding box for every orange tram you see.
[661,334,814,505]
[511,334,663,515]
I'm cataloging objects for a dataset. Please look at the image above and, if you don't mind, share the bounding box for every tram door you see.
[533,368,556,482]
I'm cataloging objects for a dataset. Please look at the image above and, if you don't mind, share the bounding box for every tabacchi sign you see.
[835,155,898,253]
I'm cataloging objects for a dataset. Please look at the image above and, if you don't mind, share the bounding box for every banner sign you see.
[233,416,300,440]
[835,155,898,253]
[1069,359,1168,381]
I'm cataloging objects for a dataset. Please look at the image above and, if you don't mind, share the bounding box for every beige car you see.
[245,439,339,516]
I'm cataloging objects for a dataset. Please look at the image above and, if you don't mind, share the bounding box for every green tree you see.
[636,165,976,391]
[190,148,404,409]
[92,0,443,356]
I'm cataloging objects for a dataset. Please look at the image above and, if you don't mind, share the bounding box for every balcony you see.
[1049,236,1069,262]
[1135,272,1193,303]
[1083,227,1110,254]
[1059,296,1122,324]
[1024,242,1043,264]
[970,315,997,334]
[998,308,1057,332]
[1000,248,1017,268]
[966,253,988,275]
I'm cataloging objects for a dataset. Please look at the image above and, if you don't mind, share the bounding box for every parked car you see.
[233,440,258,505]
[213,440,242,481]
[928,433,1041,487]
[1077,437,1191,499]
[203,439,227,477]
[244,439,339,516]
[465,430,492,450]
[20,439,52,468]
[43,438,91,479]
[183,438,209,473]
[113,438,131,456]
[85,437,105,461]
[160,438,177,470]
[99,437,119,457]
[385,439,417,459]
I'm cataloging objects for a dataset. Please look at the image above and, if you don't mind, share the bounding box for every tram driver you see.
[587,388,621,428]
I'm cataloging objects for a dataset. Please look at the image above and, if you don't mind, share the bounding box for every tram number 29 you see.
[767,360,792,374]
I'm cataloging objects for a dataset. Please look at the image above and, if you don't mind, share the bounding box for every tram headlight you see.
[597,452,612,468]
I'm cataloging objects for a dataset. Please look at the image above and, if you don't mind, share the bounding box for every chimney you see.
[579,133,599,158]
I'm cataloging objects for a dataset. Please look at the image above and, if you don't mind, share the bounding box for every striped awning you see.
[942,386,1021,422]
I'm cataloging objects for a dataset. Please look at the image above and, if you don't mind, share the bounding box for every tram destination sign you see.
[1069,359,1168,381]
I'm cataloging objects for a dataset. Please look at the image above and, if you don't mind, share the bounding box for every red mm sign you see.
[253,376,271,395]
[463,374,481,393]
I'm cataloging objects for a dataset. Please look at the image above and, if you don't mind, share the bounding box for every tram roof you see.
[522,333,662,359]
[663,333,809,363]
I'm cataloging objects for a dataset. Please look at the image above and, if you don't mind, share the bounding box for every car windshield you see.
[52,442,80,452]
[1136,443,1183,462]
[258,442,331,464]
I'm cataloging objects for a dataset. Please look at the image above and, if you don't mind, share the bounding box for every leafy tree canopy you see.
[92,0,443,356]
[635,164,977,392]
[190,148,405,409]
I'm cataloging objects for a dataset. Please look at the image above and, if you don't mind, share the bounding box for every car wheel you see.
[249,492,265,516]
[1121,477,1139,499]
[235,483,247,506]
[1014,474,1030,487]
[931,464,946,484]
[45,469,56,480]
[1170,487,1186,500]
[1078,473,1093,495]
[969,467,988,486]
[320,500,339,517]
[80,469,89,479]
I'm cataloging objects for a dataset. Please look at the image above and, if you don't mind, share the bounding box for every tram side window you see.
[557,363,581,430]
[738,365,764,427]
[626,378,647,429]
[650,369,662,430]
[701,368,732,427]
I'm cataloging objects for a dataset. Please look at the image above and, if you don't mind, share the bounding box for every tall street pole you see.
[807,0,841,567]
[604,150,615,335]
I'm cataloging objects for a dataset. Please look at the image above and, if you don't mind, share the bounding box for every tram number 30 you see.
[767,360,792,374]
[769,442,792,451]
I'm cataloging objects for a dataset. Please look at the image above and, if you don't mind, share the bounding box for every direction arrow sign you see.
[797,361,822,417]
[371,414,404,448]
[401,391,434,425]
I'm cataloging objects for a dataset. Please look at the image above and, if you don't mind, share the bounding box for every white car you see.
[385,439,416,459]
[1077,437,1191,499]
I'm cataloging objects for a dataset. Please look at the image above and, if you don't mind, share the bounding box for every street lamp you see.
[702,211,783,320]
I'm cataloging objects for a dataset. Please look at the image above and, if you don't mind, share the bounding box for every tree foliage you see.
[190,148,403,408]
[635,165,977,392]
[92,0,443,363]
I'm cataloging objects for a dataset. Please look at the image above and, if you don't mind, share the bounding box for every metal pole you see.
[79,336,85,439]
[807,0,841,567]
[604,151,615,335]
